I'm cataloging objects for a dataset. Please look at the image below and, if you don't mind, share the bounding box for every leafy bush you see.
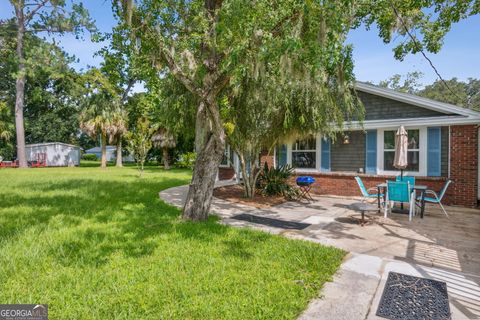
[82,153,98,161]
[176,152,196,169]
[257,163,298,199]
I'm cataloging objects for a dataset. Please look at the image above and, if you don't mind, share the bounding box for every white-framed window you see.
[220,144,232,167]
[383,129,420,171]
[291,135,317,169]
[378,127,427,176]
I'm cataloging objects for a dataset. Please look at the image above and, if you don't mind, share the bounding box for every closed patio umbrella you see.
[394,126,408,178]
[394,126,409,211]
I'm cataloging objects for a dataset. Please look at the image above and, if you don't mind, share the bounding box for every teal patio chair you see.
[396,175,415,186]
[385,181,415,221]
[417,180,452,218]
[355,177,384,204]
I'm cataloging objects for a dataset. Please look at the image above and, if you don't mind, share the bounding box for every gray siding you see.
[357,91,448,120]
[328,127,449,176]
[331,131,365,172]
[441,126,449,177]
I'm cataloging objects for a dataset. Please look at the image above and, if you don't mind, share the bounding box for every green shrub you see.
[81,153,98,161]
[176,152,196,169]
[257,163,298,199]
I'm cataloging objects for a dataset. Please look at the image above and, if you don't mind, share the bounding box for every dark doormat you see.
[376,272,451,320]
[231,213,310,230]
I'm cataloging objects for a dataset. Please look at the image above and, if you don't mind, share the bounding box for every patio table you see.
[350,202,378,226]
[376,183,427,218]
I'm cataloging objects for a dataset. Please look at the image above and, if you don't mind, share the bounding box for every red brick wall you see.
[218,167,235,180]
[260,150,274,168]
[449,125,478,207]
[257,125,479,208]
[290,172,450,202]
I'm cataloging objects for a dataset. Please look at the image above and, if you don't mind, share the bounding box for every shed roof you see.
[85,146,117,153]
[25,142,80,149]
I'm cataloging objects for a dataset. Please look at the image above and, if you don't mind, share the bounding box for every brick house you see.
[218,82,480,207]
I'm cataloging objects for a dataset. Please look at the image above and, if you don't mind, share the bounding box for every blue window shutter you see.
[365,130,377,174]
[427,127,442,176]
[276,144,287,167]
[321,138,331,172]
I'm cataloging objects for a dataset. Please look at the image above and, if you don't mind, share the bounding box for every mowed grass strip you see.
[0,165,345,319]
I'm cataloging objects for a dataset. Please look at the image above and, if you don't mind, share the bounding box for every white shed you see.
[25,142,81,167]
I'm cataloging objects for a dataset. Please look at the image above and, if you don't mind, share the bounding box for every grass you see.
[0,164,345,319]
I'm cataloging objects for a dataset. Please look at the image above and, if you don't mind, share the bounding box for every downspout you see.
[448,126,451,178]
[273,146,276,168]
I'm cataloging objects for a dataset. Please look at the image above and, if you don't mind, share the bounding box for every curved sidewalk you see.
[160,183,480,320]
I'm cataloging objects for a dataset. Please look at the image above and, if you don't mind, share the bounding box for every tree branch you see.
[271,9,301,37]
[121,78,135,102]
[25,0,49,24]
[161,46,201,97]
[390,1,462,100]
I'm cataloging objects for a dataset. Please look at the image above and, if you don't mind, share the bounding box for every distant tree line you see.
[0,32,193,166]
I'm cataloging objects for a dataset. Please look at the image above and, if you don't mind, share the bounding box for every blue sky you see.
[1,0,479,87]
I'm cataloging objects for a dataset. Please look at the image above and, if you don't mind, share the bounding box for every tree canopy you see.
[114,0,480,220]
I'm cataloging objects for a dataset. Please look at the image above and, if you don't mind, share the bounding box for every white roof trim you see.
[355,82,480,118]
[25,142,80,149]
[344,115,479,130]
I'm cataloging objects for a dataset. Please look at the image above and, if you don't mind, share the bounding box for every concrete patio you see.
[160,183,480,319]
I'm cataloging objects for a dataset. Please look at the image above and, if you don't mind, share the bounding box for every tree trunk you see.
[182,101,225,221]
[238,152,261,199]
[101,133,107,168]
[239,153,253,198]
[116,138,123,167]
[179,0,227,220]
[14,5,27,168]
[162,147,170,170]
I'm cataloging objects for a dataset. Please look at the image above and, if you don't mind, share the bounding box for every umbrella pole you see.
[401,169,404,210]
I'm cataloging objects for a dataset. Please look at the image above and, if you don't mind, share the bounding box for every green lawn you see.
[0,165,345,319]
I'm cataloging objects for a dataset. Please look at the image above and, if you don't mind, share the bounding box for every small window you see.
[384,129,420,172]
[275,144,287,168]
[292,135,316,169]
[220,145,232,167]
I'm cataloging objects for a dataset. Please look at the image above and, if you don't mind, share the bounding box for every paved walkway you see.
[160,183,480,320]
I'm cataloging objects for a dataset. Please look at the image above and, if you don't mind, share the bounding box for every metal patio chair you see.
[417,180,452,218]
[384,181,415,221]
[354,176,384,204]
[396,175,415,186]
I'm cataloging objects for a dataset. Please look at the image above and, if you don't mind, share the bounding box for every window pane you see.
[293,136,316,150]
[385,129,420,150]
[406,151,419,171]
[292,152,316,169]
[408,130,419,149]
[384,151,395,170]
[384,151,419,172]
[221,147,230,166]
[275,144,287,167]
[384,131,395,149]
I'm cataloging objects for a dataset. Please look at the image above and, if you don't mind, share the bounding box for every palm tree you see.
[80,111,112,168]
[107,110,128,167]
[80,69,124,168]
[152,127,176,170]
